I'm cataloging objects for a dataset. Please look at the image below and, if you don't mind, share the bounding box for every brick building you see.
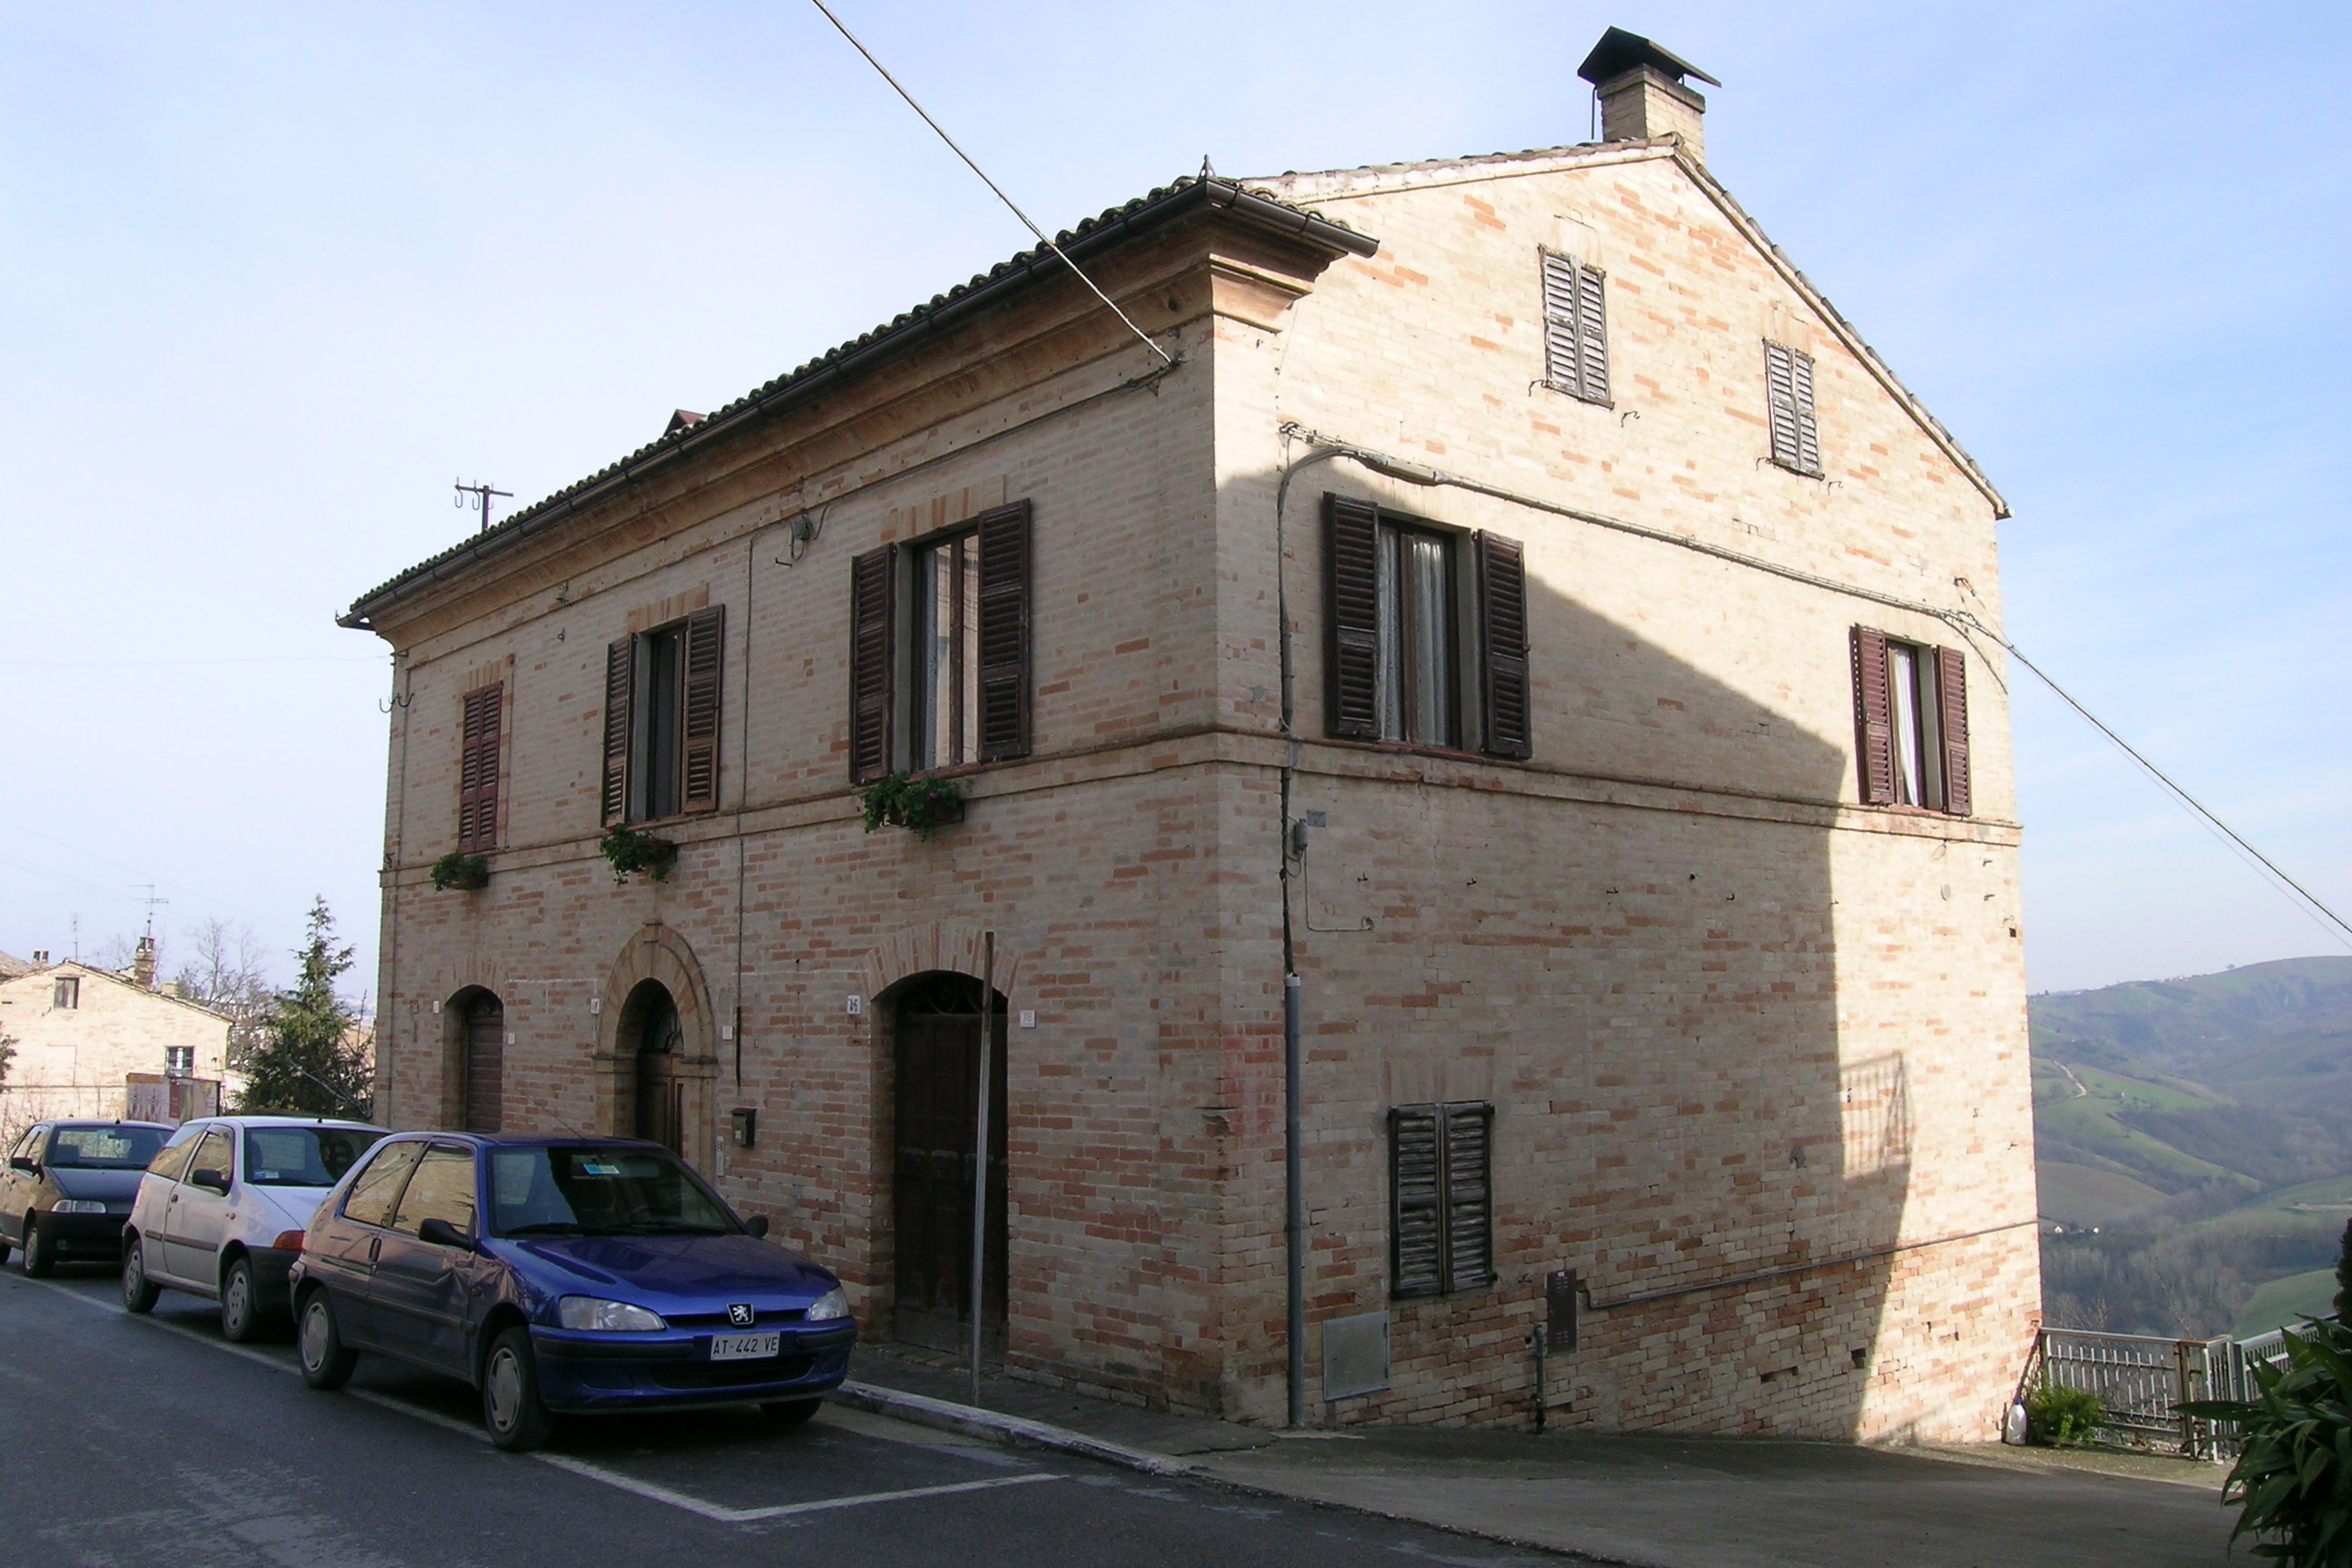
[0,945,236,1138]
[342,31,2039,1440]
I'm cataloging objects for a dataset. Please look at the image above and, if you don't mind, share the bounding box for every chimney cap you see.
[1577,27,1720,90]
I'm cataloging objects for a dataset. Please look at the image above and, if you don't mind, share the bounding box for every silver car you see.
[122,1115,388,1340]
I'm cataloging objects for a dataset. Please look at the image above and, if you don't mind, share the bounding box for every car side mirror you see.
[416,1216,476,1251]
[743,1214,769,1240]
[190,1168,229,1194]
[8,1156,34,1174]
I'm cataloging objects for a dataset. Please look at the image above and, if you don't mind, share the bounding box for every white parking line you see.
[19,1274,1061,1524]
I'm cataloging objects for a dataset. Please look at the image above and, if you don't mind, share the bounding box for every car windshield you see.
[486,1146,738,1239]
[46,1126,168,1170]
[243,1127,387,1188]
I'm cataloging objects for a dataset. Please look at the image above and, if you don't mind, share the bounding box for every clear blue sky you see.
[2,1,2344,997]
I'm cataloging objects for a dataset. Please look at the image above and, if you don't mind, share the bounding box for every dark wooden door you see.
[634,988,685,1154]
[893,1009,1006,1354]
[461,995,504,1134]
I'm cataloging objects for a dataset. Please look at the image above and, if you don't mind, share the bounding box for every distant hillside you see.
[2030,956,2352,1338]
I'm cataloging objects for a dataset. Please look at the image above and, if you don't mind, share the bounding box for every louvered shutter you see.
[601,638,634,827]
[679,605,725,813]
[1475,531,1532,760]
[1325,495,1381,740]
[1573,261,1609,405]
[1541,251,1580,392]
[1765,341,1802,471]
[1789,347,1821,475]
[848,544,897,783]
[457,683,502,853]
[1442,1103,1494,1291]
[1389,1105,1445,1298]
[975,499,1033,762]
[1850,626,1896,805]
[1936,645,1971,816]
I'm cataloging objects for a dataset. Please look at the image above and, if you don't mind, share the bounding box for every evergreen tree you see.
[237,898,371,1116]
[2335,1219,2352,1323]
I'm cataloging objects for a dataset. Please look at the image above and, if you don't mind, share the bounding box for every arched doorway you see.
[623,980,685,1154]
[890,972,1007,1355]
[455,989,505,1134]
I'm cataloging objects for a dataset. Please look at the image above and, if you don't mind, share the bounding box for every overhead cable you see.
[807,1,1175,367]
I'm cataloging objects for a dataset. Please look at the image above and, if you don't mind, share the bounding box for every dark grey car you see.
[3,1121,173,1276]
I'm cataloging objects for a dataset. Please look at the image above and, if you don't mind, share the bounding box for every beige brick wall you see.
[358,150,2036,1442]
[0,965,234,1135]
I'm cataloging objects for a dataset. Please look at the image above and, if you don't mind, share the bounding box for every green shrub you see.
[858,773,965,840]
[2025,1383,2108,1446]
[429,852,489,892]
[2182,1318,2352,1566]
[598,826,677,885]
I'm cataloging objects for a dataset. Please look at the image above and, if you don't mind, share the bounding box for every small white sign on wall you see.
[846,995,863,1017]
[1018,1010,1036,1029]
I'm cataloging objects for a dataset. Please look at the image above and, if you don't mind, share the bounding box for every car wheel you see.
[760,1398,824,1426]
[22,1216,57,1278]
[122,1237,162,1314]
[297,1293,357,1390]
[220,1257,264,1342]
[482,1328,554,1452]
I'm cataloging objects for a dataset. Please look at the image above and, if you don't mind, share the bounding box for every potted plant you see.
[430,852,491,892]
[599,825,678,885]
[858,773,965,840]
[2184,1318,2352,1563]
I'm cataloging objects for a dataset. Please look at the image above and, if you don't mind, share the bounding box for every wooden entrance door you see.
[634,986,685,1155]
[461,993,504,1134]
[893,997,1006,1354]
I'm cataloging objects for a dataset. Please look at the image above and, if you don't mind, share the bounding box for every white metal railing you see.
[2019,1318,2332,1458]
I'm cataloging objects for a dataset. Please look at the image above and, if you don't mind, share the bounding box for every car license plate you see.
[710,1332,782,1362]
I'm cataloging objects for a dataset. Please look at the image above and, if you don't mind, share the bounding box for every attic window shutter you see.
[1325,495,1381,739]
[1850,626,1896,805]
[1475,531,1532,760]
[457,682,503,853]
[1541,252,1610,405]
[1389,1106,1445,1298]
[680,605,725,813]
[975,500,1033,762]
[601,638,634,827]
[1936,645,1971,816]
[848,544,897,784]
[1766,341,1821,475]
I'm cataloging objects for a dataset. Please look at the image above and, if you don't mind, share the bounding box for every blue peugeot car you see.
[288,1133,855,1450]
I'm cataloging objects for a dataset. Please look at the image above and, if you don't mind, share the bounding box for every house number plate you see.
[710,1332,782,1361]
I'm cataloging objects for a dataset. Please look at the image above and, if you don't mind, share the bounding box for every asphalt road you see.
[3,1259,1564,1568]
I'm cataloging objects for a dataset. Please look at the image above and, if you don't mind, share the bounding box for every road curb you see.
[831,1381,1197,1477]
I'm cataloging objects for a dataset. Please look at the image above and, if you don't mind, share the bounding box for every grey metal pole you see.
[971,931,995,1406]
[1285,970,1304,1427]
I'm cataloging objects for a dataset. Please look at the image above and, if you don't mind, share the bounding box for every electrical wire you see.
[806,0,1175,368]
[1282,426,2350,950]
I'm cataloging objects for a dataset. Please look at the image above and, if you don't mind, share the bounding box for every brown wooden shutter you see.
[1442,1102,1494,1292]
[848,544,897,783]
[1475,531,1532,760]
[1936,644,1971,816]
[1389,1105,1444,1298]
[975,499,1033,762]
[1540,251,1579,391]
[1850,626,1896,805]
[1325,495,1381,740]
[457,682,502,853]
[680,604,725,813]
[601,638,634,827]
[1573,261,1609,405]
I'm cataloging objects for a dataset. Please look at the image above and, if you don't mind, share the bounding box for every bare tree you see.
[90,929,151,974]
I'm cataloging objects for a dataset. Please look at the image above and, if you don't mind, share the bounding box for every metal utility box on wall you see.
[1546,1269,1580,1352]
[730,1106,758,1148]
[1322,1310,1391,1400]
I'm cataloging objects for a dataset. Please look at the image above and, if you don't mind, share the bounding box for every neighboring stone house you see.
[0,943,237,1134]
[341,30,2038,1440]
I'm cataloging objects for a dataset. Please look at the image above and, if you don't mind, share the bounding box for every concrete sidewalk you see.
[846,1346,2243,1567]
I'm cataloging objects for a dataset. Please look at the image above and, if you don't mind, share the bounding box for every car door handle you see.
[368,1236,382,1265]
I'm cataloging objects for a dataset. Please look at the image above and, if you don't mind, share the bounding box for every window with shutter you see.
[1540,250,1610,405]
[1390,1101,1495,1298]
[680,606,725,813]
[1851,628,1972,815]
[975,500,1033,762]
[457,681,503,853]
[1764,340,1823,476]
[601,639,633,827]
[848,544,897,783]
[1327,495,1532,759]
[601,609,726,824]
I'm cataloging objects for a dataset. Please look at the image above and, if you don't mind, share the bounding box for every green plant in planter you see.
[599,825,678,884]
[858,773,965,840]
[2184,1319,2352,1566]
[429,852,490,892]
[2023,1382,2106,1447]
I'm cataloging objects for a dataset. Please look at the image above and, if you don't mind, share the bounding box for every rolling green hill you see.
[2030,956,2352,1338]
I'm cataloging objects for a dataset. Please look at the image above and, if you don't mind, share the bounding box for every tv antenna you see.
[137,884,171,939]
[454,478,513,534]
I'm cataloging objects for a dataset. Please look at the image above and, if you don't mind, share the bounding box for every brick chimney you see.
[1579,27,1720,162]
[133,934,157,990]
